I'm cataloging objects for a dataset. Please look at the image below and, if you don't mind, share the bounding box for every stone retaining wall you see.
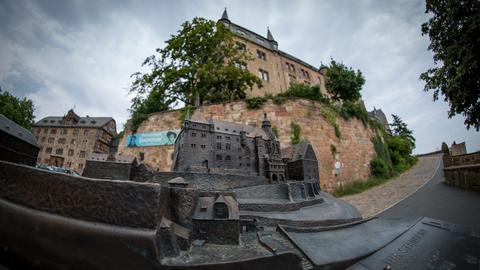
[443,150,480,191]
[118,99,377,192]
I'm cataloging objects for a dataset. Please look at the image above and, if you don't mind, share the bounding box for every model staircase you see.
[269,233,314,270]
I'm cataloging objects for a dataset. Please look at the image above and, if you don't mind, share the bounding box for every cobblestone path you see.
[342,154,442,218]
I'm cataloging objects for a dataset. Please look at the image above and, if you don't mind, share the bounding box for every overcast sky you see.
[0,0,478,154]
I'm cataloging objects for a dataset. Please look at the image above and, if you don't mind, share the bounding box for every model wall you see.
[118,99,376,192]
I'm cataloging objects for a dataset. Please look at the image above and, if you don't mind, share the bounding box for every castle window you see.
[217,135,222,139]
[43,128,48,133]
[216,143,222,150]
[226,143,231,150]
[46,147,52,153]
[256,50,267,61]
[79,151,86,158]
[78,163,83,170]
[41,137,46,142]
[191,132,196,137]
[68,149,74,156]
[61,128,68,135]
[286,62,295,72]
[258,69,269,81]
[201,133,206,137]
[73,129,79,136]
[236,42,246,52]
[84,130,89,135]
[48,137,54,143]
[71,139,76,145]
[216,154,222,160]
[239,163,242,167]
[225,155,231,160]
[234,62,247,70]
[226,136,230,140]
[58,138,66,144]
[50,129,57,134]
[191,144,196,148]
[55,148,63,155]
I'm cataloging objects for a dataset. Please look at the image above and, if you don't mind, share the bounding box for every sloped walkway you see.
[342,154,442,218]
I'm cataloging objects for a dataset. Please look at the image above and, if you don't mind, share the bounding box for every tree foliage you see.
[420,0,480,130]
[325,59,365,102]
[128,17,262,130]
[390,114,415,148]
[0,87,35,130]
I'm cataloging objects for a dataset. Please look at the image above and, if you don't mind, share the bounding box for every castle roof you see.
[282,141,315,161]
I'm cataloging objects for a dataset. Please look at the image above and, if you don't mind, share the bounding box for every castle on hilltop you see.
[219,8,328,97]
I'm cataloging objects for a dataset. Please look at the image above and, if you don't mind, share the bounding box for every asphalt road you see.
[378,159,480,227]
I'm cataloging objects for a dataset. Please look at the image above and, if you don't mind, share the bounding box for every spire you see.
[262,113,272,129]
[267,27,274,41]
[220,7,229,21]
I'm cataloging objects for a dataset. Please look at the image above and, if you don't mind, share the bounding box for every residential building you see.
[32,109,116,173]
[220,9,328,97]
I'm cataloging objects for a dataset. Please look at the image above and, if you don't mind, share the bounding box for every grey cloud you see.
[0,0,478,153]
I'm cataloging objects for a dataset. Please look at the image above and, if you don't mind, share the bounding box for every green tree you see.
[0,87,35,130]
[420,0,480,130]
[325,59,365,102]
[390,114,415,148]
[130,17,261,110]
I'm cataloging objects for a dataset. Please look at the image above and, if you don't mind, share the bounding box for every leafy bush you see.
[282,83,330,103]
[331,144,337,155]
[291,122,301,145]
[370,158,390,178]
[245,97,267,109]
[339,101,369,126]
[273,95,288,105]
[333,177,389,197]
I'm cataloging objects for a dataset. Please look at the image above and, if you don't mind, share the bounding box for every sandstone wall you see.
[118,99,376,192]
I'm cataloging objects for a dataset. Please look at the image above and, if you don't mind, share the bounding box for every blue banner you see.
[126,130,180,147]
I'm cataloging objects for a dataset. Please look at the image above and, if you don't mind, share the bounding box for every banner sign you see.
[126,130,180,147]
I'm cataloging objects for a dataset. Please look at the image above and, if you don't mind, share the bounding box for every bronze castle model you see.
[172,111,318,182]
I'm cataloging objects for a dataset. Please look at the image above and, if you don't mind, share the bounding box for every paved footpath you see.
[342,154,442,219]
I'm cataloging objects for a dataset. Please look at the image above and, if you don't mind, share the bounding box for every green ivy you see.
[322,108,341,138]
[291,122,301,145]
[331,144,337,155]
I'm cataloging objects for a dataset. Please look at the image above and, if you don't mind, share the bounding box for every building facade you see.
[220,9,328,97]
[172,111,286,182]
[32,109,117,173]
[282,141,319,181]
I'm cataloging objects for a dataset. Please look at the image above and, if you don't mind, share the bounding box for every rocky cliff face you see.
[118,99,376,192]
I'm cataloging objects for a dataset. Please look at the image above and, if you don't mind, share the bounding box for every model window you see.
[216,154,222,160]
[192,132,196,137]
[216,143,222,150]
[226,143,231,150]
[226,136,230,140]
[258,69,269,81]
[217,135,222,139]
[191,144,196,148]
[201,133,206,138]
[201,144,206,149]
[225,155,231,160]
[247,163,250,167]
